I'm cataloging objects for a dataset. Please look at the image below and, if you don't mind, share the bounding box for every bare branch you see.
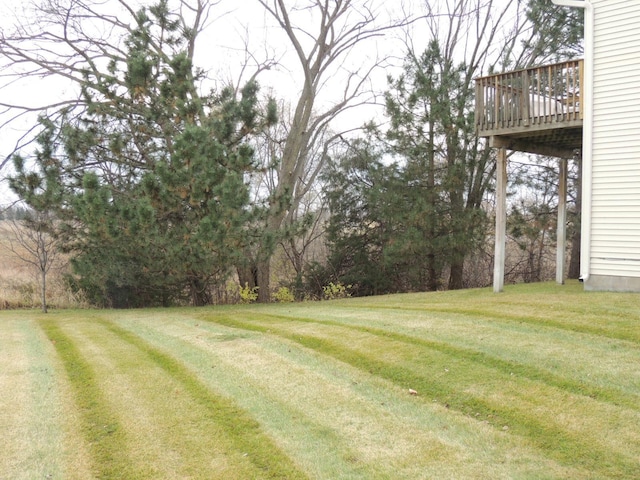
[0,0,221,174]
[0,210,63,312]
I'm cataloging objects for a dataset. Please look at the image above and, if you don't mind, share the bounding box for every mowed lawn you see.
[2,282,640,479]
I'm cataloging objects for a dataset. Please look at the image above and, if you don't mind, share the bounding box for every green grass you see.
[2,281,639,479]
[0,319,70,479]
[40,321,134,479]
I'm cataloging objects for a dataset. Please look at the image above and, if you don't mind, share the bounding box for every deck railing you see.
[475,59,583,135]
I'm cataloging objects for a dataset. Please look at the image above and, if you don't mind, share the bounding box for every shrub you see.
[322,282,351,300]
[238,283,259,304]
[272,286,295,303]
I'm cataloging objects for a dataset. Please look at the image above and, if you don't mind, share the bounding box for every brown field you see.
[0,221,84,310]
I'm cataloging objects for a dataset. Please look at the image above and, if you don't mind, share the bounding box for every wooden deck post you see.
[493,147,507,293]
[556,156,568,284]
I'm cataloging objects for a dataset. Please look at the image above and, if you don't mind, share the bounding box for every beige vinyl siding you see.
[590,0,640,278]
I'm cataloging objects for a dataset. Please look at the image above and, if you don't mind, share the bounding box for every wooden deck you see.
[475,60,583,158]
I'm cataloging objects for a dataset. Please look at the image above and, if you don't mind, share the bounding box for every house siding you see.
[589,0,640,281]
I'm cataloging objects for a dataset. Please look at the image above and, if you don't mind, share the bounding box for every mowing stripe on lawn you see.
[38,319,135,479]
[267,306,640,400]
[253,312,640,411]
[205,314,640,479]
[111,316,414,479]
[389,306,640,345]
[336,283,640,344]
[56,315,306,479]
[1,318,66,480]
[341,300,640,345]
[111,313,584,479]
[96,318,309,480]
[249,303,640,401]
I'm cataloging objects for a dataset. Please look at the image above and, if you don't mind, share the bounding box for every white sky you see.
[0,0,520,205]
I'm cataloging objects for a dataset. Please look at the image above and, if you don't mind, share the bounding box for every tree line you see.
[0,0,583,308]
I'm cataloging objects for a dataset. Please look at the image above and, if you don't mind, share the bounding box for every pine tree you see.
[523,0,584,65]
[382,40,491,290]
[322,140,401,296]
[10,1,276,307]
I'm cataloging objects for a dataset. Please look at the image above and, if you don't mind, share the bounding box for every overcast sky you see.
[0,0,408,193]
[0,0,520,205]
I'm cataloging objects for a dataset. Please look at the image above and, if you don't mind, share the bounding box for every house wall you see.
[586,0,640,291]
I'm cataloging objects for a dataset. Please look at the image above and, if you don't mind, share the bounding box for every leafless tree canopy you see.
[237,0,415,300]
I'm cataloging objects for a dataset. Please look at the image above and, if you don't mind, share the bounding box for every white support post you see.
[556,157,568,284]
[493,147,507,293]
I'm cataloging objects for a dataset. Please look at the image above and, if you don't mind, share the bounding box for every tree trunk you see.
[447,175,466,290]
[569,221,581,279]
[237,263,258,290]
[425,117,439,292]
[189,277,211,306]
[287,237,304,277]
[448,258,464,290]
[256,258,271,303]
[40,271,48,313]
[253,212,283,303]
[537,231,546,282]
[426,253,439,291]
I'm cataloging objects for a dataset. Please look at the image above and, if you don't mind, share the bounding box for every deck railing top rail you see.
[475,59,584,136]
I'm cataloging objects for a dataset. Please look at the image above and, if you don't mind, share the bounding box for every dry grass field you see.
[0,220,85,310]
[1,281,639,479]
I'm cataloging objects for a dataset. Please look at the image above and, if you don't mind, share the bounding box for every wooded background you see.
[0,0,584,308]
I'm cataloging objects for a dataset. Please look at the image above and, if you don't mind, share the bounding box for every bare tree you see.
[505,156,560,284]
[1,210,61,312]
[247,0,411,301]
